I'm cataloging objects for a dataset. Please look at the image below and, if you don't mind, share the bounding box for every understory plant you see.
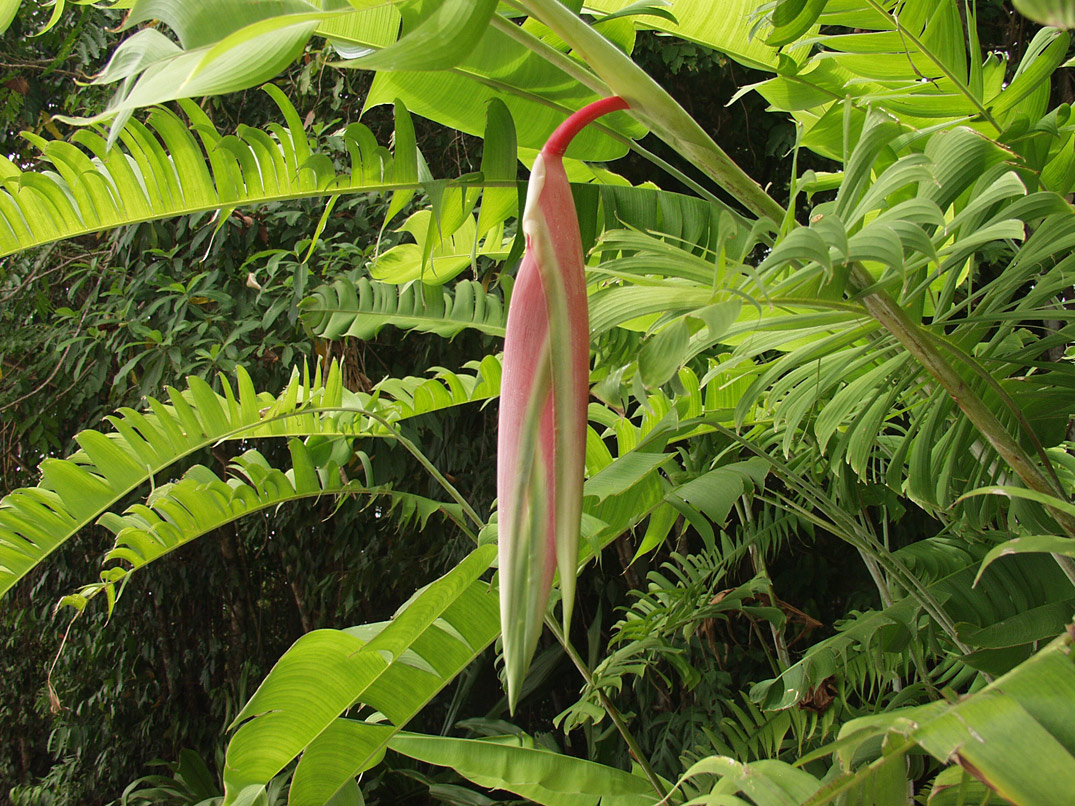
[3,0,1075,804]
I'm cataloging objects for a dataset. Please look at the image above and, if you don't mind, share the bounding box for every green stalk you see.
[703,423,969,649]
[861,0,1001,133]
[488,12,726,204]
[516,0,785,222]
[357,408,485,532]
[737,500,790,669]
[545,618,668,799]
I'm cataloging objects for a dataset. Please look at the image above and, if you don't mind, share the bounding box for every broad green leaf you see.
[477,98,519,237]
[0,0,18,34]
[631,500,678,561]
[584,451,670,503]
[121,0,323,47]
[369,209,510,285]
[766,0,827,47]
[1014,0,1075,27]
[287,576,502,804]
[670,460,768,525]
[588,286,717,336]
[586,0,782,69]
[957,599,1075,650]
[363,23,642,162]
[87,19,321,133]
[388,732,658,806]
[977,534,1075,583]
[638,317,690,388]
[317,3,399,51]
[911,633,1075,804]
[339,0,497,72]
[674,755,820,805]
[223,545,498,801]
[234,448,664,801]
[75,1,401,129]
[959,485,1075,520]
[926,767,993,806]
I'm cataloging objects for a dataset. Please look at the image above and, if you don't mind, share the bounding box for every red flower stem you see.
[542,95,630,157]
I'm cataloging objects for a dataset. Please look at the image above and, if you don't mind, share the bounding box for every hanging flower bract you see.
[497,96,630,710]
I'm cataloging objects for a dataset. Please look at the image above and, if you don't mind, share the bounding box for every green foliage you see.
[6,1,1075,805]
[0,88,483,257]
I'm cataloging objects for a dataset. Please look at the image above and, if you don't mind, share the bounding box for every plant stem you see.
[490,12,726,205]
[738,501,790,669]
[357,409,486,530]
[544,617,668,799]
[490,11,609,96]
[519,0,786,222]
[861,0,1001,133]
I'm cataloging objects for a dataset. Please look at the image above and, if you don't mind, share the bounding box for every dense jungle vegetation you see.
[4,1,1075,804]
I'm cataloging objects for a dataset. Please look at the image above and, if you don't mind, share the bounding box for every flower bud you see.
[497,96,629,710]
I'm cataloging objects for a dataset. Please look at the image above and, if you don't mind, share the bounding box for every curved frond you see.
[0,89,448,257]
[0,363,339,597]
[699,694,831,763]
[300,275,506,340]
[387,731,659,806]
[590,117,1075,527]
[679,628,1075,806]
[0,356,503,599]
[750,537,1075,711]
[64,440,464,611]
[752,0,1072,173]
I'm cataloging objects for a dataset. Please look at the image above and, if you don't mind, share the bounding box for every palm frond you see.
[751,536,1075,711]
[677,626,1075,804]
[0,89,474,257]
[0,355,504,599]
[588,113,1075,530]
[0,362,336,597]
[750,0,1073,176]
[62,441,464,613]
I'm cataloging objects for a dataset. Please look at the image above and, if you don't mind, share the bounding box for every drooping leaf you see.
[338,0,498,72]
[388,732,659,806]
[0,91,443,257]
[222,545,499,802]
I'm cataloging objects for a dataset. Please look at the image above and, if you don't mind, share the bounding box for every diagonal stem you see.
[848,264,1075,586]
[861,0,1001,132]
[516,0,786,222]
[357,408,486,530]
[544,617,668,799]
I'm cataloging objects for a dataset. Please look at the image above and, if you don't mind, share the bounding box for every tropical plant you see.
[4,0,1075,804]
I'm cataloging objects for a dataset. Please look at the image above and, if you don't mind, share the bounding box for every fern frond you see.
[0,89,449,257]
[301,275,506,340]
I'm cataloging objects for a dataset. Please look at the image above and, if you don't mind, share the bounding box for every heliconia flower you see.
[498,96,629,710]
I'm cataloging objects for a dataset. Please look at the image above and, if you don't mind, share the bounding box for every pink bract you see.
[497,96,629,710]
